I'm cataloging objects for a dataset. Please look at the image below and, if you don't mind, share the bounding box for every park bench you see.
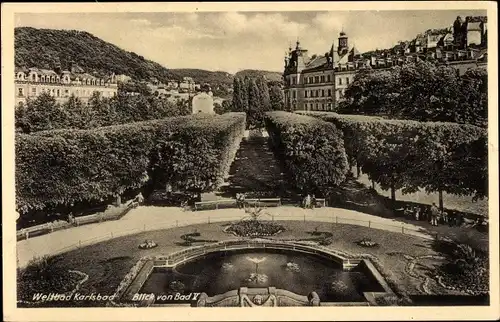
[16,220,71,240]
[245,198,282,208]
[314,198,327,208]
[194,199,237,211]
[74,213,103,226]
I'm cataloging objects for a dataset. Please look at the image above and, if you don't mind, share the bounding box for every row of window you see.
[17,73,107,86]
[305,74,331,84]
[289,75,352,86]
[306,102,333,111]
[304,89,332,98]
[17,87,116,98]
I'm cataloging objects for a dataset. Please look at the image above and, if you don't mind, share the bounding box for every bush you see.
[17,256,81,302]
[439,243,489,295]
[265,111,349,194]
[16,113,246,215]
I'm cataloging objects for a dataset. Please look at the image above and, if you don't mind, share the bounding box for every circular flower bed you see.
[139,240,158,249]
[226,220,284,237]
[356,238,379,248]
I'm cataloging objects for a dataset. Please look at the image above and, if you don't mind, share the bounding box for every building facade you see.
[15,67,118,106]
[283,31,365,111]
[283,16,487,112]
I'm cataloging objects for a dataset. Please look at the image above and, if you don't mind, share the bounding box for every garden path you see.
[216,129,295,199]
[16,205,431,268]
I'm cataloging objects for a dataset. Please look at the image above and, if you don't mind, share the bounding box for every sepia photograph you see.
[2,2,498,321]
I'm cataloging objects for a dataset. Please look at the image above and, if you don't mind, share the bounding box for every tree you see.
[341,62,487,128]
[16,92,67,133]
[222,99,233,113]
[458,68,488,127]
[63,94,96,129]
[214,102,224,114]
[247,78,263,129]
[269,85,285,111]
[256,77,271,111]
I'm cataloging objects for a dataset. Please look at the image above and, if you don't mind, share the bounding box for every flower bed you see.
[356,238,379,248]
[17,256,82,303]
[436,243,489,295]
[225,220,285,238]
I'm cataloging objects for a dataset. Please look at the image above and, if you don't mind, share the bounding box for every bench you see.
[245,198,282,207]
[314,198,327,208]
[194,199,237,211]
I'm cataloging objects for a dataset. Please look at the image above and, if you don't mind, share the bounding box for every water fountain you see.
[245,256,269,285]
[116,241,396,307]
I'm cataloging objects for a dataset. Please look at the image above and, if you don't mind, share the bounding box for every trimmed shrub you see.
[314,112,487,209]
[265,111,348,194]
[16,113,246,215]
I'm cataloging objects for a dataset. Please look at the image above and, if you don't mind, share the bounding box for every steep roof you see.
[15,66,29,73]
[350,46,361,56]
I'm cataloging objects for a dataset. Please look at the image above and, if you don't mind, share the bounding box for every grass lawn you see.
[355,169,488,217]
[17,220,474,307]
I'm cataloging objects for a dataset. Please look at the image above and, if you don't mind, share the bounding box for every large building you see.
[283,31,366,111]
[283,16,487,112]
[15,66,118,106]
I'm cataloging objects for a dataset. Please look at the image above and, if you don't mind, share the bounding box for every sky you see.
[15,10,486,74]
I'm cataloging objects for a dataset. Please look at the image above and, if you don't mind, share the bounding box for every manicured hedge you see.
[265,111,348,194]
[313,112,487,209]
[16,113,246,214]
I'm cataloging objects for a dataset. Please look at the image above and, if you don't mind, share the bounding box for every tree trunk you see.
[438,189,444,213]
[356,163,361,178]
[371,180,375,190]
[390,182,396,208]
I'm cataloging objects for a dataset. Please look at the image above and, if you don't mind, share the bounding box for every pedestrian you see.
[430,203,439,226]
[311,195,316,210]
[414,207,420,221]
[441,210,448,225]
[403,206,411,219]
[304,194,311,209]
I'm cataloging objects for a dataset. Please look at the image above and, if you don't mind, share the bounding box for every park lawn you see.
[328,175,489,252]
[17,220,467,307]
[355,169,488,216]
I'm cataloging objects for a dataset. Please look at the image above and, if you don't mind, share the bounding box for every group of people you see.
[302,194,317,209]
[401,202,486,228]
[402,203,453,226]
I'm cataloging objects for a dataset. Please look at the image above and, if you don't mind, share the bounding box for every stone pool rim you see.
[110,239,395,307]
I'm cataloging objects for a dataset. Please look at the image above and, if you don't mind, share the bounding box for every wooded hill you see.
[234,69,283,83]
[15,27,276,86]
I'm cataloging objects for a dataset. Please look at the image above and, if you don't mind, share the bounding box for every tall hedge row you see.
[264,111,349,195]
[313,112,488,210]
[16,113,246,214]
